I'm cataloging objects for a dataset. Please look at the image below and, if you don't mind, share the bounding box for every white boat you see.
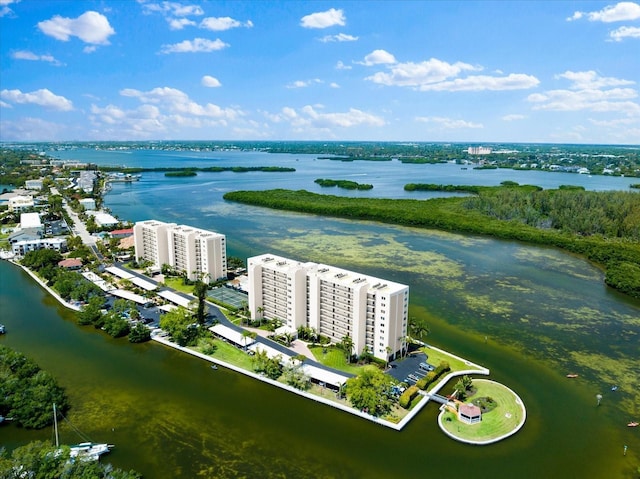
[0,324,5,334]
[53,404,112,461]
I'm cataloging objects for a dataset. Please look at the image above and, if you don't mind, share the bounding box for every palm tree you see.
[385,346,392,369]
[340,335,354,363]
[256,306,265,326]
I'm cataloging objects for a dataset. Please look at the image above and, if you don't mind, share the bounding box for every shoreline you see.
[3,257,503,435]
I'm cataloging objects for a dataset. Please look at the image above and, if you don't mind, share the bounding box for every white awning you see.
[209,324,256,347]
[109,289,148,304]
[157,290,192,308]
[158,304,177,313]
[247,342,284,360]
[130,276,158,291]
[105,266,134,280]
[301,364,349,388]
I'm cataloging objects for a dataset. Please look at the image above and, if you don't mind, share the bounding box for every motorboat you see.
[566,374,579,378]
[0,324,5,334]
[628,421,639,427]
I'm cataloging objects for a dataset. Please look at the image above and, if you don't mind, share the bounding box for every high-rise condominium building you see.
[248,254,409,361]
[133,220,227,282]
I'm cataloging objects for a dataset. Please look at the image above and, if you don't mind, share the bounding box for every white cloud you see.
[335,60,352,70]
[37,11,115,45]
[418,73,540,91]
[168,17,196,30]
[0,88,73,110]
[200,16,253,31]
[557,70,635,89]
[527,87,640,114]
[300,8,345,29]
[12,50,62,65]
[140,2,204,17]
[569,2,640,22]
[502,114,526,121]
[360,49,396,66]
[266,105,384,130]
[609,25,640,40]
[0,117,67,142]
[319,33,358,42]
[119,86,241,119]
[201,75,221,87]
[415,116,483,129]
[330,82,340,88]
[366,58,477,86]
[0,0,20,18]
[286,79,323,89]
[160,37,228,53]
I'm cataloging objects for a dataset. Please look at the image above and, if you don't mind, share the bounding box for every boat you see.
[210,364,218,370]
[53,404,112,461]
[611,385,618,391]
[628,421,639,427]
[0,324,5,334]
[566,374,579,378]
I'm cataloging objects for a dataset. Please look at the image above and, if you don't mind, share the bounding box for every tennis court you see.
[208,286,248,309]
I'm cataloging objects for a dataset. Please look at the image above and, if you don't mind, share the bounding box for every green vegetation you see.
[440,380,524,443]
[0,441,141,479]
[165,169,197,177]
[223,187,640,298]
[309,345,362,375]
[100,165,295,174]
[159,306,200,346]
[0,345,69,429]
[315,178,373,190]
[344,367,394,416]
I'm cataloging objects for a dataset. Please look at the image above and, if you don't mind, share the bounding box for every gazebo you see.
[458,403,482,424]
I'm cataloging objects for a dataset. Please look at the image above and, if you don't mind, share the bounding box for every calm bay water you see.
[1,148,639,478]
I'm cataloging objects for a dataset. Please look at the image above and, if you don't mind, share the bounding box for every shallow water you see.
[1,149,639,478]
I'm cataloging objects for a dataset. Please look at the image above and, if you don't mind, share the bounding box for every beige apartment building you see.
[133,220,227,282]
[248,254,409,361]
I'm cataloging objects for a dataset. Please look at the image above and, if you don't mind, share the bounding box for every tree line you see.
[223,187,640,298]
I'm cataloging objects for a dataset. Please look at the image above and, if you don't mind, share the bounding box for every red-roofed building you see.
[58,258,83,270]
[458,403,482,424]
[110,228,133,239]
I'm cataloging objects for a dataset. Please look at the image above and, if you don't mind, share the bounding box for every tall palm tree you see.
[340,335,354,363]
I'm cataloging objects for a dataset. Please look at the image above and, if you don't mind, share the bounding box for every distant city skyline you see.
[1,1,639,144]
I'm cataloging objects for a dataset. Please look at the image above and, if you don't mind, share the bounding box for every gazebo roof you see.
[459,403,482,418]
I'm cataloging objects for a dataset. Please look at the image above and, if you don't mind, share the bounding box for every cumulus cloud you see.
[265,105,384,130]
[527,71,639,115]
[360,49,396,66]
[200,16,253,31]
[319,33,358,42]
[119,86,241,119]
[201,75,221,87]
[168,17,196,30]
[366,58,477,86]
[300,8,345,28]
[38,11,115,45]
[556,70,635,89]
[140,1,204,17]
[364,54,539,92]
[568,1,640,22]
[12,50,62,65]
[160,37,228,53]
[286,79,323,89]
[415,116,483,129]
[0,0,20,17]
[0,117,68,142]
[502,114,526,121]
[0,88,73,110]
[609,25,640,40]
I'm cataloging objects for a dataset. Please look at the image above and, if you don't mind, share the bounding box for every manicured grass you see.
[308,345,366,375]
[163,277,195,294]
[440,379,524,443]
[420,346,484,373]
[190,338,254,371]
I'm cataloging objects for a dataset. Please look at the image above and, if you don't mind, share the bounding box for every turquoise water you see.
[1,149,639,478]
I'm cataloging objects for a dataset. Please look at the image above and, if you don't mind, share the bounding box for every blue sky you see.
[1,1,639,144]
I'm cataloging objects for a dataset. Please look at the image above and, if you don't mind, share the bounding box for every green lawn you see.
[440,379,524,443]
[308,345,367,375]
[189,338,254,371]
[420,346,485,373]
[163,277,195,294]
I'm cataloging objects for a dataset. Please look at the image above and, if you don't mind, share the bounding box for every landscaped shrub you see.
[416,361,451,390]
[399,385,419,409]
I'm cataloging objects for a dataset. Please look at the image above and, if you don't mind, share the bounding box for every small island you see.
[314,178,373,190]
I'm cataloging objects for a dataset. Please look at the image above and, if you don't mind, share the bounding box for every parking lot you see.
[386,351,436,386]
